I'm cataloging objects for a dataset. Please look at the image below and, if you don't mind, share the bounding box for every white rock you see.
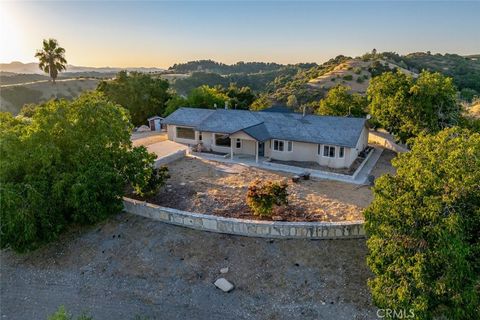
[214,278,234,292]
[179,182,186,186]
[220,267,229,274]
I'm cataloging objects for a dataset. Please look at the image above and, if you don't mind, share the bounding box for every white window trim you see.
[235,138,242,149]
[175,126,196,140]
[272,139,293,152]
[214,133,231,147]
[322,145,336,158]
[339,146,345,158]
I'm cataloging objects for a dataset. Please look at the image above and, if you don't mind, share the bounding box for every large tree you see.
[164,85,229,115]
[35,38,67,84]
[316,85,367,117]
[0,92,163,252]
[367,70,461,143]
[97,71,170,126]
[365,127,480,319]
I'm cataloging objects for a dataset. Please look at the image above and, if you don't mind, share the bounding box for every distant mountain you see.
[0,61,165,74]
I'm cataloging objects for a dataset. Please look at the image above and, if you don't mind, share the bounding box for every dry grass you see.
[133,150,396,222]
[307,58,416,94]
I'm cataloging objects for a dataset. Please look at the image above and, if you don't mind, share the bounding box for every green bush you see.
[353,67,362,74]
[246,179,288,217]
[0,92,161,252]
[356,77,364,83]
[330,78,336,82]
[342,74,353,81]
[48,306,92,320]
[134,166,170,197]
[365,127,480,319]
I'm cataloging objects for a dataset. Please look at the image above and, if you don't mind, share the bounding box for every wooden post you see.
[255,141,259,163]
[230,139,234,160]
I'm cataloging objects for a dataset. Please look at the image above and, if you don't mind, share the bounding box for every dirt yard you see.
[0,213,377,320]
[130,149,396,222]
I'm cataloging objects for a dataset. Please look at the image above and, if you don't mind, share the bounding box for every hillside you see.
[0,61,164,74]
[307,58,417,94]
[0,78,99,114]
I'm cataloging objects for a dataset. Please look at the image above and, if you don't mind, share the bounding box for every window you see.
[176,127,195,140]
[235,138,241,149]
[214,134,231,147]
[287,141,293,152]
[273,139,284,151]
[323,145,336,158]
[339,147,345,158]
[199,132,202,141]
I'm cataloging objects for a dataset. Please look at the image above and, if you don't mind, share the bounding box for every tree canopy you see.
[97,71,170,126]
[35,38,67,83]
[367,70,461,143]
[0,92,162,252]
[365,127,480,319]
[316,85,367,117]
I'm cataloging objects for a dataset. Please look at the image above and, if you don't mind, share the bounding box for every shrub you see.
[0,92,158,252]
[353,67,362,74]
[342,74,353,81]
[246,179,288,217]
[330,78,336,82]
[356,77,364,83]
[48,306,92,320]
[134,166,170,197]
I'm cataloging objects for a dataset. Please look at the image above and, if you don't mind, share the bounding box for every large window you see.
[323,145,336,158]
[176,127,195,140]
[215,134,231,147]
[273,139,293,152]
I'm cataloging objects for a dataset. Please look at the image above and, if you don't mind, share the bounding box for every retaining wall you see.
[123,197,365,239]
[369,131,408,153]
[154,149,186,167]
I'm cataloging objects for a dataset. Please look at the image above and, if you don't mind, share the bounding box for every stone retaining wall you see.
[123,197,365,239]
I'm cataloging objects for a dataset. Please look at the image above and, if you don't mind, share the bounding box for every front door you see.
[258,142,265,157]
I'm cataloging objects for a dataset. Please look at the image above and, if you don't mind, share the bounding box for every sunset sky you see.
[1,0,479,68]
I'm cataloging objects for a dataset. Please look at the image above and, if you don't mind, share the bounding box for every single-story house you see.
[163,107,368,168]
[147,115,165,131]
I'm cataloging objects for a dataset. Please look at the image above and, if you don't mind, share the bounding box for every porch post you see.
[255,141,259,163]
[230,139,234,160]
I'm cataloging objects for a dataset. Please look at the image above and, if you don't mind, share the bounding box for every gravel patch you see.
[1,213,377,320]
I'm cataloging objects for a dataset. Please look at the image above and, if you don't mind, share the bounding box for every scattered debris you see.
[272,215,284,221]
[179,182,186,186]
[291,175,300,183]
[214,278,234,292]
[300,172,311,180]
[220,267,229,274]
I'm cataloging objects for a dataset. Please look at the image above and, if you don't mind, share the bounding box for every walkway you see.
[189,147,383,185]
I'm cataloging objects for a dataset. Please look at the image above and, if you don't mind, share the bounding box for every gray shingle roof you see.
[163,107,366,148]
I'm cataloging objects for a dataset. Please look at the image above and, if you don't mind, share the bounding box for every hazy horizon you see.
[2,1,479,69]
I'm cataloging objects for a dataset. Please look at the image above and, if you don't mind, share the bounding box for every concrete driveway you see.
[146,140,188,160]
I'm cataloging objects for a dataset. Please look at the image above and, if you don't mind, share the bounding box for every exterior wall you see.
[167,124,197,145]
[269,140,318,162]
[230,131,257,156]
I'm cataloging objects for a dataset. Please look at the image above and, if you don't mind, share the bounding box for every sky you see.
[1,0,479,68]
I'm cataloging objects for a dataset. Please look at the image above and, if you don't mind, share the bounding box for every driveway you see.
[146,140,188,160]
[1,213,377,320]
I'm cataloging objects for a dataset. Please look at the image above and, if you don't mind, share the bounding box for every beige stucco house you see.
[163,107,368,169]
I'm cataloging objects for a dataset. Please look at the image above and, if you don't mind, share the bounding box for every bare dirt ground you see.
[0,213,377,320]
[130,149,396,222]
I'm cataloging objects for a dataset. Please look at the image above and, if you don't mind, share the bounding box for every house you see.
[147,115,165,131]
[163,107,369,168]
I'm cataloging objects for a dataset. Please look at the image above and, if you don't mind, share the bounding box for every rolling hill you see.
[0,78,99,115]
[307,58,417,94]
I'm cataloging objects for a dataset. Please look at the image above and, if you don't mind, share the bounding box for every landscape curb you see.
[123,197,366,240]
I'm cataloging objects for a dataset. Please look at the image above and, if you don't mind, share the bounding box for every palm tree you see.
[35,39,67,84]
